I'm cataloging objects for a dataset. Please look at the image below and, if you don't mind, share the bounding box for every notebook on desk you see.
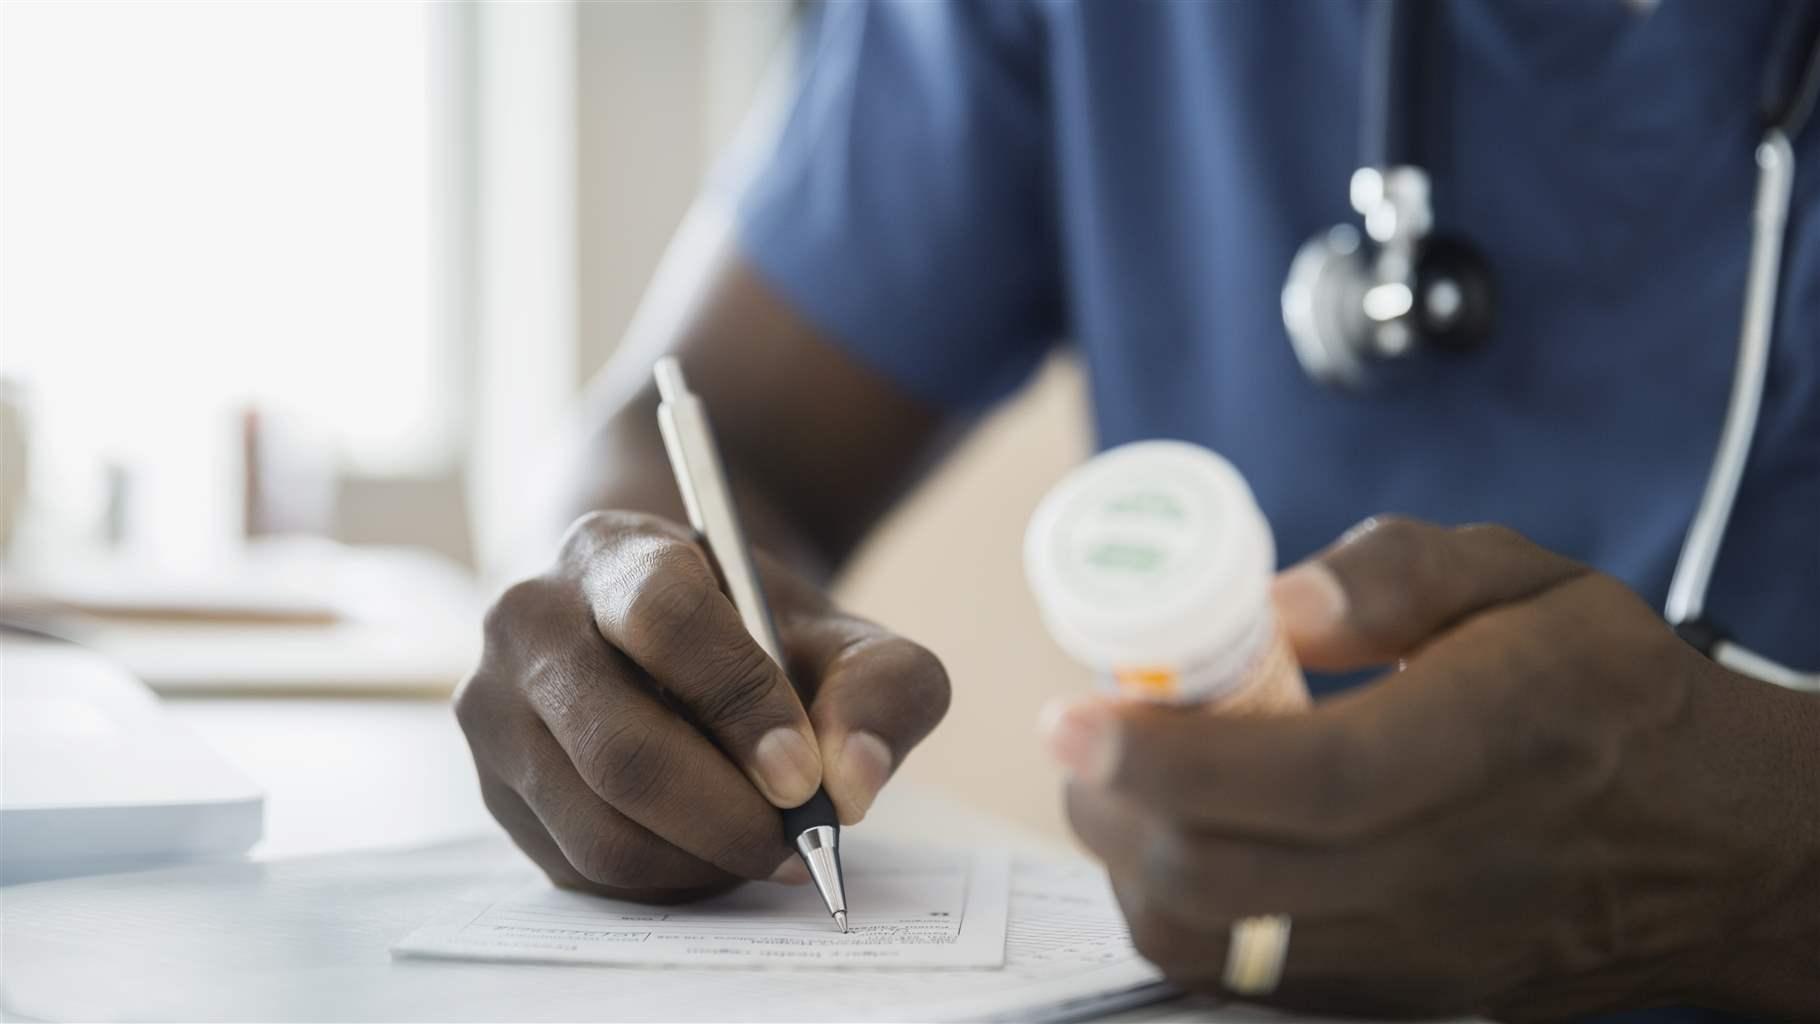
[0,836,1173,1022]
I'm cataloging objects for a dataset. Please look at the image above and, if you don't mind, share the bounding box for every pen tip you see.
[834,911,848,933]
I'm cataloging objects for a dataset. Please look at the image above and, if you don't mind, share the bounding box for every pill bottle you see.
[1023,440,1309,713]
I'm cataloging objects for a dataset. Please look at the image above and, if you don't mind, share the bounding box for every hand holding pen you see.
[454,361,951,911]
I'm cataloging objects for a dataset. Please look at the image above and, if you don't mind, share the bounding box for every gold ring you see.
[1223,914,1291,995]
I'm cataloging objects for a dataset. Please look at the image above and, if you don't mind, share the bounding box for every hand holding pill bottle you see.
[1024,440,1310,713]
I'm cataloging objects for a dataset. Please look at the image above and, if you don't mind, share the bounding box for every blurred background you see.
[0,0,1092,854]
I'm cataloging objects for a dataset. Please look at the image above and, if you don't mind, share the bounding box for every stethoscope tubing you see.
[1665,129,1818,692]
[1346,0,1820,689]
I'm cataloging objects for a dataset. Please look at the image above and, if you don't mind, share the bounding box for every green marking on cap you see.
[1085,541,1165,573]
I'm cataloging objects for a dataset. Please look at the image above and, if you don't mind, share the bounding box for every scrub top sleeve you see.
[735,0,1063,414]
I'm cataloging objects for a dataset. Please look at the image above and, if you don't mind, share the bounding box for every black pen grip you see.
[780,788,839,841]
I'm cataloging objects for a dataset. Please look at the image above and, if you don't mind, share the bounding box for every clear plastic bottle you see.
[1024,440,1309,713]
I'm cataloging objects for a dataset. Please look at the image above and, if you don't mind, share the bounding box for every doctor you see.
[454,2,1820,1019]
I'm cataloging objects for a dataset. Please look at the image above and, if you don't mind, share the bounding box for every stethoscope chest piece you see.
[1281,166,1494,391]
[1275,0,1820,688]
[1281,224,1373,390]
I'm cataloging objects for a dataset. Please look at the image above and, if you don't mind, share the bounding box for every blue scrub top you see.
[737,5,1815,1012]
[738,0,1820,684]
[735,4,1805,1018]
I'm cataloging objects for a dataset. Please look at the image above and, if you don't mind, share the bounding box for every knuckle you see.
[1343,515,1490,639]
[557,509,636,564]
[453,663,538,746]
[475,771,520,824]
[1392,523,1453,591]
[514,745,562,808]
[1458,520,1584,577]
[1338,516,1435,621]
[1347,514,1430,565]
[1455,520,1529,551]
[517,651,600,724]
[561,508,613,548]
[1580,572,1650,629]
[691,643,790,732]
[563,509,694,590]
[483,576,564,643]
[1342,513,1417,550]
[579,716,670,808]
[452,672,490,734]
[621,549,716,648]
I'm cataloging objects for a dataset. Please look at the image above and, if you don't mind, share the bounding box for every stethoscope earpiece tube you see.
[1660,0,1820,691]
[1760,3,1820,140]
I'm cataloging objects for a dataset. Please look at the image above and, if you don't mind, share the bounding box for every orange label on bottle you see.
[1113,666,1178,697]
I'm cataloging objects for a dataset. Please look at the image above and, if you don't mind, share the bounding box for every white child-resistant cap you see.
[1023,439,1276,671]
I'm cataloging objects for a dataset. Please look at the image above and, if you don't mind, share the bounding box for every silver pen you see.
[653,356,849,932]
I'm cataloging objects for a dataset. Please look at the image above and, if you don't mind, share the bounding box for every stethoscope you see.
[1280,0,1820,692]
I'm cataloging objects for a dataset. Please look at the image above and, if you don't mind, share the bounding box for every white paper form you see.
[2,836,1176,1022]
[393,840,1010,969]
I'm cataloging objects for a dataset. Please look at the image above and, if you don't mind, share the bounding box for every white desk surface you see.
[165,695,494,861]
[4,694,1342,1023]
[6,695,1156,1021]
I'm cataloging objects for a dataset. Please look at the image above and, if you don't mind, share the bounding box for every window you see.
[2,1,461,517]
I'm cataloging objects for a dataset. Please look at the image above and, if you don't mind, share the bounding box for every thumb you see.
[788,614,951,825]
[1272,516,1586,672]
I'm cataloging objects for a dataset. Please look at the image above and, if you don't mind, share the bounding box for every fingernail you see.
[1037,699,1118,785]
[754,728,821,807]
[768,858,811,886]
[1272,562,1347,634]
[833,730,893,824]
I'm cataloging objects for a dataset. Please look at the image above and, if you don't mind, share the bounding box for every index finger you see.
[569,513,822,809]
[1041,671,1491,844]
[1276,518,1585,672]
[522,637,796,880]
